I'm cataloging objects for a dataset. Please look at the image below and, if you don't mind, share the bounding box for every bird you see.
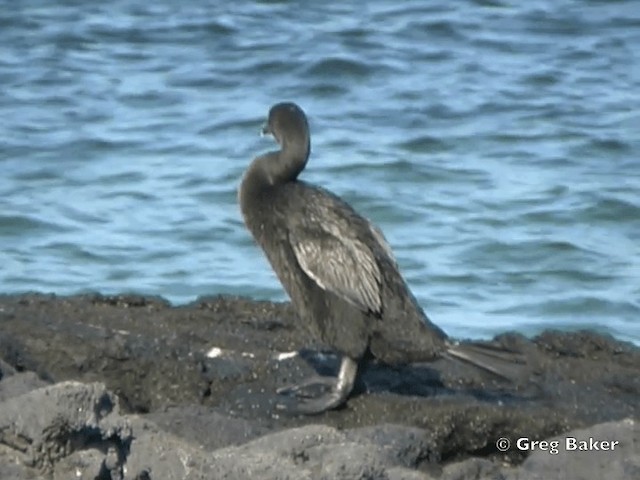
[238,102,525,414]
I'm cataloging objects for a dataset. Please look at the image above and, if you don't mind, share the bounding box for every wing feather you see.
[290,226,382,315]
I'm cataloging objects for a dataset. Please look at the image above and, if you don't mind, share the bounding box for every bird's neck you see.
[278,135,310,182]
[239,136,310,213]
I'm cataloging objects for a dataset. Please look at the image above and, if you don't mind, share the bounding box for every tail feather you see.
[444,341,529,383]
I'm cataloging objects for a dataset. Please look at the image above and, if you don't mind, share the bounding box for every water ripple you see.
[1,0,638,344]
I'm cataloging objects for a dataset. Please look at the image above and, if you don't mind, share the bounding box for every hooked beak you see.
[260,122,271,137]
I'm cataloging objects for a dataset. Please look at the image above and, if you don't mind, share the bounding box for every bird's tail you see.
[444,341,529,383]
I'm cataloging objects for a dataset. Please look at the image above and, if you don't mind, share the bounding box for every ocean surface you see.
[1,0,639,344]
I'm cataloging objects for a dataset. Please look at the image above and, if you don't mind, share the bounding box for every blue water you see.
[1,0,639,344]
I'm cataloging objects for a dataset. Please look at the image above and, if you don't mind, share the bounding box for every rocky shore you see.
[0,293,638,479]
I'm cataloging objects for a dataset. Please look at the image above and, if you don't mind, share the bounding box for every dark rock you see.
[206,424,435,480]
[0,357,49,401]
[144,405,271,450]
[0,449,46,480]
[439,418,639,479]
[440,458,502,480]
[0,381,130,476]
[512,419,639,480]
[0,293,638,479]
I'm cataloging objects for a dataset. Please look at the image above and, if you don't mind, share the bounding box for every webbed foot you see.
[275,356,358,415]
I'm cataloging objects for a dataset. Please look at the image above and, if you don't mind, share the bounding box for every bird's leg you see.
[276,356,358,415]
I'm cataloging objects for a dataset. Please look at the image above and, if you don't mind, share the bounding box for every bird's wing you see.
[289,224,383,315]
[368,223,398,268]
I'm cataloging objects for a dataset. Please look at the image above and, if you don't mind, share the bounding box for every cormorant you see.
[239,102,524,414]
